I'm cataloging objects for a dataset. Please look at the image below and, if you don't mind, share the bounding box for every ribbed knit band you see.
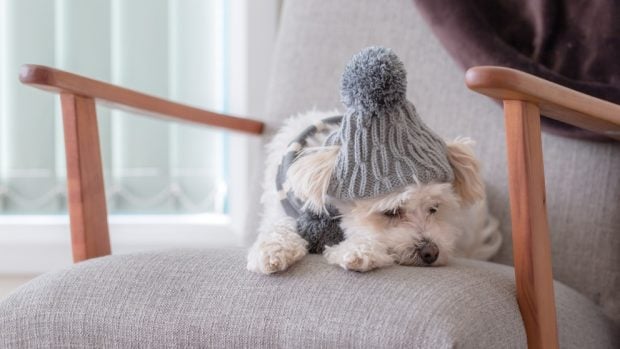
[326,101,453,200]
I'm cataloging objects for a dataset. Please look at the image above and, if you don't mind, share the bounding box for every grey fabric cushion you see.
[264,0,620,324]
[0,249,617,348]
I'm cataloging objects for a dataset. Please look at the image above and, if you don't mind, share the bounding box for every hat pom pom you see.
[296,211,343,254]
[340,47,407,116]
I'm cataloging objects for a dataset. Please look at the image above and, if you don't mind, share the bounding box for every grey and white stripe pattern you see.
[326,101,454,200]
[276,116,343,218]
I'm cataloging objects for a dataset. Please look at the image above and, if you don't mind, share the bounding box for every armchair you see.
[1,1,618,348]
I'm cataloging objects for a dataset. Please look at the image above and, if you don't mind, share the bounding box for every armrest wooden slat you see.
[465,66,620,140]
[19,64,264,134]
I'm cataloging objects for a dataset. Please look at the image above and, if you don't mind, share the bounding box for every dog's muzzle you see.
[418,240,439,265]
[391,239,440,266]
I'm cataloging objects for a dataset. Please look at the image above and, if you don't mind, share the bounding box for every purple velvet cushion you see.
[412,0,620,141]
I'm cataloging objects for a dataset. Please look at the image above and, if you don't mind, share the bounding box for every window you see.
[0,0,279,273]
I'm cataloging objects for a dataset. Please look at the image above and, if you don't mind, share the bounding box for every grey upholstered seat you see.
[0,249,617,348]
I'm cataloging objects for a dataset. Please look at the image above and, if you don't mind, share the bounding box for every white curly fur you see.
[246,217,308,274]
[446,137,486,206]
[286,146,339,214]
[247,110,502,274]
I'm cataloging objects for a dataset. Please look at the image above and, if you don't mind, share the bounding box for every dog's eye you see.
[382,208,402,219]
[428,205,439,215]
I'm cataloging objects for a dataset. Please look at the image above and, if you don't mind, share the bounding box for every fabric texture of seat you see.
[0,249,617,348]
[263,0,620,324]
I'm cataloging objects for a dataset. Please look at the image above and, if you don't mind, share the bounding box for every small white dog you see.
[247,47,501,274]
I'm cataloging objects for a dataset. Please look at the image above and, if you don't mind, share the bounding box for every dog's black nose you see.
[419,242,439,264]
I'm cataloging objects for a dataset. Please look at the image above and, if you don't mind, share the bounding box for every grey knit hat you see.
[325,47,454,200]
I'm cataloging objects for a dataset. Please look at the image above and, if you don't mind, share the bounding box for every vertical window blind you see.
[0,0,230,215]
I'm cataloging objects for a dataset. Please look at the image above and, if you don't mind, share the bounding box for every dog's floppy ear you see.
[446,138,485,206]
[286,146,339,214]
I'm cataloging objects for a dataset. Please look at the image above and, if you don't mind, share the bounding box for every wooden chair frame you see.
[20,64,620,349]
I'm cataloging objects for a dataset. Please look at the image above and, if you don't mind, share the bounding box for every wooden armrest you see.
[465,66,620,140]
[464,66,620,348]
[20,64,264,134]
[18,64,265,264]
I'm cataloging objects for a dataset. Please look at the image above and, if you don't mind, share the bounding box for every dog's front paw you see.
[247,229,308,274]
[341,250,377,272]
[247,246,296,274]
[324,240,394,272]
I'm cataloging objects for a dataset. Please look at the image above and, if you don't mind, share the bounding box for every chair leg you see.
[60,93,111,262]
[503,100,559,349]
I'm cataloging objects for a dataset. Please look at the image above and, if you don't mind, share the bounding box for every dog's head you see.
[287,137,484,266]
